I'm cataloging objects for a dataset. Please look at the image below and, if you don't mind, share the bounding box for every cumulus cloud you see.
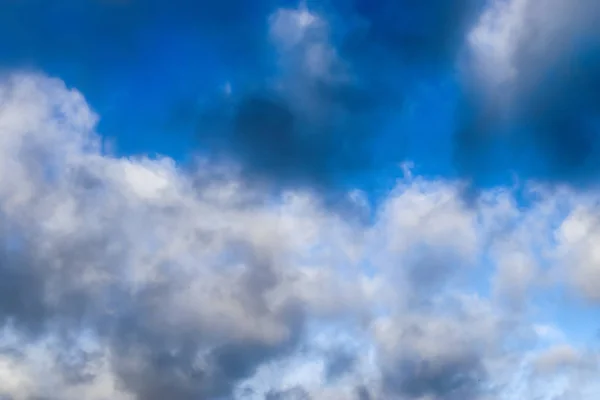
[0,73,370,399]
[5,1,600,398]
[373,295,500,399]
[0,73,600,399]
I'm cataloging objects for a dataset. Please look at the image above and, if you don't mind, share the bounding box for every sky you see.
[2,0,600,399]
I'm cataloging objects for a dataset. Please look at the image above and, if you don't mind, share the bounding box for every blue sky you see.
[1,0,480,188]
[1,1,600,399]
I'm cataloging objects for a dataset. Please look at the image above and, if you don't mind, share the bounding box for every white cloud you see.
[0,72,599,399]
[533,344,591,373]
[468,0,529,86]
[555,203,600,301]
[467,0,600,91]
[269,5,348,85]
[0,330,132,400]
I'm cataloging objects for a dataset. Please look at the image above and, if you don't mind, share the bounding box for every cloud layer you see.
[0,73,599,399]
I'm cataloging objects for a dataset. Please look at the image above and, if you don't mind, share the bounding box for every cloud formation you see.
[2,1,600,398]
[0,73,599,399]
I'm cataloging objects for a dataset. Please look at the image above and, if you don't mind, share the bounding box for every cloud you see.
[12,0,600,197]
[554,200,600,302]
[193,4,384,194]
[0,73,370,399]
[373,295,500,400]
[533,345,594,374]
[0,0,522,196]
[265,386,311,400]
[457,0,600,186]
[0,0,391,194]
[189,0,488,193]
[1,73,600,399]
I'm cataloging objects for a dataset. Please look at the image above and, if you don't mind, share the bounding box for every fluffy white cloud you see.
[0,73,599,399]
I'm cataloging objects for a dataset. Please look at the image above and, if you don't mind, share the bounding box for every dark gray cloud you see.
[375,306,498,400]
[384,352,485,399]
[355,385,372,400]
[265,386,311,400]
[196,90,380,193]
